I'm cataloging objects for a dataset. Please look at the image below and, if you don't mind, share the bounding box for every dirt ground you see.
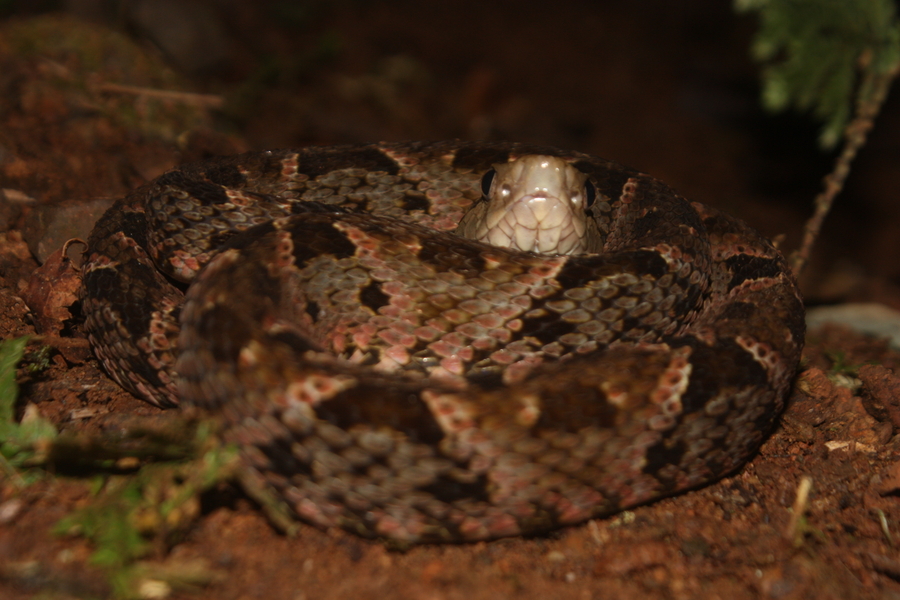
[2,2,900,599]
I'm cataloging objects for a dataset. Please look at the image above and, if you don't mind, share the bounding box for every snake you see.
[80,141,805,544]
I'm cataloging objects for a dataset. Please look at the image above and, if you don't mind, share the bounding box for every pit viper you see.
[81,141,804,543]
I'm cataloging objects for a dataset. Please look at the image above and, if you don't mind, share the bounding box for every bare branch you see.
[790,64,897,278]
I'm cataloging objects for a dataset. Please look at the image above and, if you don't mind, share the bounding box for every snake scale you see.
[81,141,804,543]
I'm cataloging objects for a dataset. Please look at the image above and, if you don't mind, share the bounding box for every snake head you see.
[456,155,598,255]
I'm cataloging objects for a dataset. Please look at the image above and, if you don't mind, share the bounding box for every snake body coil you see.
[82,141,804,543]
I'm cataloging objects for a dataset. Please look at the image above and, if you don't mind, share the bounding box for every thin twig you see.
[878,509,894,548]
[93,83,224,109]
[790,64,897,278]
[785,475,812,544]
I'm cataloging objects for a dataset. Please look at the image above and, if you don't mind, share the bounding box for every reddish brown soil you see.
[2,3,900,599]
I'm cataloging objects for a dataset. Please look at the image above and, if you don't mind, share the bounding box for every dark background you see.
[5,0,900,298]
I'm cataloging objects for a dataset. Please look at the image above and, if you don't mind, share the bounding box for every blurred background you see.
[1,0,898,302]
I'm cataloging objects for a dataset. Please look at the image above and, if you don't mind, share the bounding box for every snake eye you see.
[480,168,496,197]
[584,180,596,208]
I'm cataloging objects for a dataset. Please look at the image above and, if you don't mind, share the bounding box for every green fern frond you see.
[736,0,900,147]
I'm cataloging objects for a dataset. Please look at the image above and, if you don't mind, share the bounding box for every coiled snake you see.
[81,141,804,543]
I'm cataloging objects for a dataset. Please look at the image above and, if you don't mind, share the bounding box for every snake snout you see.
[493,193,586,255]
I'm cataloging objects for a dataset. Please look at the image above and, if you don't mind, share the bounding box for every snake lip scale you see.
[81,140,805,544]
